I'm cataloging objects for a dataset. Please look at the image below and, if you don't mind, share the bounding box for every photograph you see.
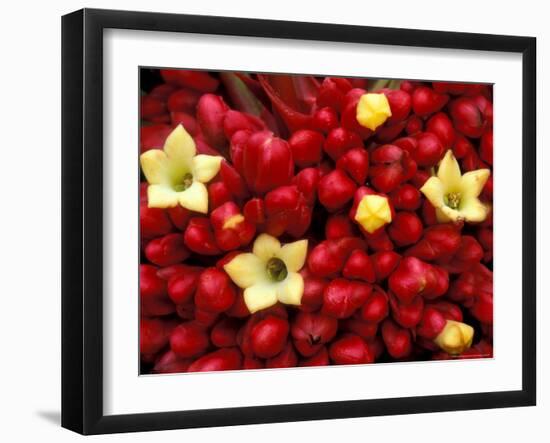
[138,69,494,374]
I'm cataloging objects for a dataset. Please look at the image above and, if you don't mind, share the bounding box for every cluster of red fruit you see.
[140,69,493,373]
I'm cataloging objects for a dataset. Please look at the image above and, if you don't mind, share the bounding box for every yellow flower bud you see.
[356,93,392,131]
[433,320,474,355]
[354,194,392,234]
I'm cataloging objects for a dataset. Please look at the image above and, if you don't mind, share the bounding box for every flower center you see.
[444,192,461,210]
[266,257,288,282]
[173,173,194,192]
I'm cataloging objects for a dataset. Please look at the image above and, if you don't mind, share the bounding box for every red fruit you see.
[223,110,266,139]
[426,112,455,148]
[389,293,424,328]
[243,356,264,369]
[416,307,447,339]
[412,86,449,117]
[251,316,290,358]
[229,129,250,174]
[195,268,236,313]
[336,147,369,184]
[141,95,166,120]
[414,132,445,166]
[390,184,421,211]
[307,237,365,277]
[293,167,320,205]
[375,121,407,143]
[453,135,473,160]
[318,169,357,211]
[170,322,210,358]
[288,129,324,167]
[183,217,221,255]
[341,318,378,340]
[187,348,243,372]
[360,286,389,323]
[471,291,493,325]
[388,257,433,304]
[405,224,461,261]
[381,88,412,122]
[242,131,294,195]
[312,107,339,133]
[140,317,174,355]
[317,77,353,111]
[329,335,373,365]
[210,201,255,251]
[388,212,423,247]
[140,264,173,316]
[324,127,363,161]
[208,181,232,210]
[148,83,177,100]
[370,144,416,193]
[220,160,249,199]
[166,88,201,113]
[406,115,423,135]
[343,249,376,283]
[440,236,484,274]
[153,350,192,374]
[167,266,202,305]
[449,97,487,138]
[140,124,173,153]
[243,198,266,226]
[322,278,372,319]
[477,228,493,262]
[371,251,401,281]
[291,311,338,357]
[299,268,329,312]
[160,69,219,92]
[381,319,412,359]
[480,130,493,165]
[299,347,330,367]
[170,112,199,135]
[144,233,190,267]
[411,169,431,188]
[364,228,394,252]
[196,94,229,149]
[140,188,173,238]
[325,213,357,239]
[167,205,191,231]
[265,342,298,368]
[211,317,240,348]
[226,289,251,318]
[194,308,219,328]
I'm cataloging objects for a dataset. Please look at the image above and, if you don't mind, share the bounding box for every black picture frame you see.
[62,8,537,435]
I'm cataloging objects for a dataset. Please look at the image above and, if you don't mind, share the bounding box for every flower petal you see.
[244,284,278,313]
[356,93,392,131]
[224,253,267,288]
[438,205,462,222]
[192,154,223,183]
[253,234,281,262]
[178,181,209,213]
[140,150,170,185]
[147,184,180,208]
[461,169,491,199]
[459,197,489,222]
[437,150,462,192]
[420,176,445,208]
[278,239,308,272]
[276,272,304,306]
[435,208,452,223]
[163,124,196,167]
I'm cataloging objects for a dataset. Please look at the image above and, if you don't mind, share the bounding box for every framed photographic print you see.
[61,8,536,435]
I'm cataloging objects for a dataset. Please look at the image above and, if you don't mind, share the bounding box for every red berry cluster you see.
[140,70,493,373]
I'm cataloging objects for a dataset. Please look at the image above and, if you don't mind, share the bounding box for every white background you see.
[0,0,547,441]
[104,30,523,415]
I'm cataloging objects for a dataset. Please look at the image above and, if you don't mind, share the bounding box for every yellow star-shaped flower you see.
[223,234,308,313]
[356,93,392,131]
[140,125,222,213]
[420,150,490,223]
[354,194,392,234]
[433,320,474,355]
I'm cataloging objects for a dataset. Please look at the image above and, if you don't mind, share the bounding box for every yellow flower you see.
[420,150,490,223]
[140,125,222,213]
[356,93,392,131]
[433,320,474,355]
[223,234,308,313]
[354,194,392,234]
